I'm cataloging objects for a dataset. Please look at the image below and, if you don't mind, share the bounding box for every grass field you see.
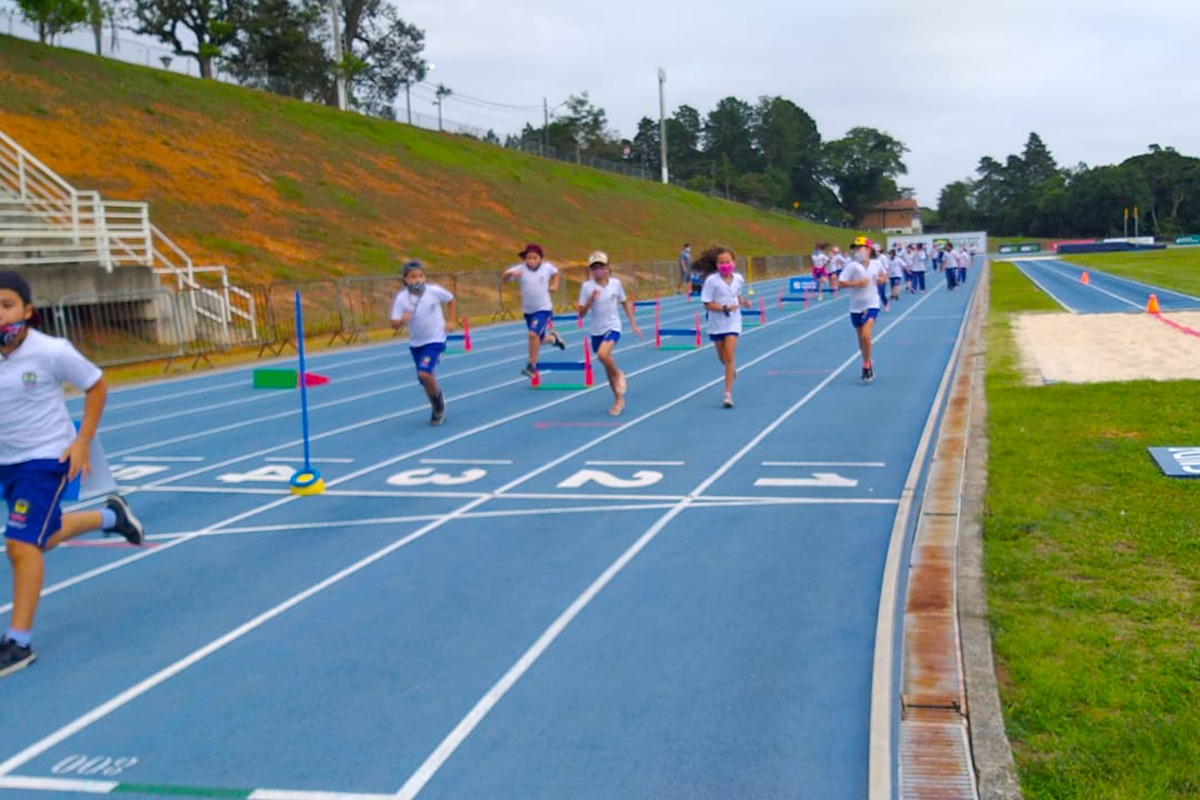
[984,260,1200,798]
[0,35,857,285]
[1060,247,1200,297]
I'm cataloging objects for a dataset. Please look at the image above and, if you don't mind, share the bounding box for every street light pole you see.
[657,67,669,184]
[328,0,347,111]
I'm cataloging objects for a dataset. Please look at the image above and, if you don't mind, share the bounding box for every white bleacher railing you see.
[0,129,257,342]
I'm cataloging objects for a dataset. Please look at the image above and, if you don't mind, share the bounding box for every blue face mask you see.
[0,320,25,347]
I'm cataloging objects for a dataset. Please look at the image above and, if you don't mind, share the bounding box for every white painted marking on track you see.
[118,456,203,462]
[584,460,685,466]
[556,469,664,489]
[419,458,513,465]
[762,461,884,467]
[754,473,859,488]
[265,457,355,464]
[0,287,843,776]
[393,289,943,800]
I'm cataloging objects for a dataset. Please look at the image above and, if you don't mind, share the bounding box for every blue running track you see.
[2,270,980,799]
[1011,257,1200,314]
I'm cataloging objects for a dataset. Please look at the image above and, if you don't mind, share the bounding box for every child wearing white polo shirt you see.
[502,243,566,378]
[390,260,457,426]
[577,251,643,416]
[698,246,752,408]
[0,271,143,678]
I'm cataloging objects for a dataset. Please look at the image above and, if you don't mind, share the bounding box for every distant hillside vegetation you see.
[0,35,857,283]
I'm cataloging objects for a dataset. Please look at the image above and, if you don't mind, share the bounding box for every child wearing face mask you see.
[390,260,457,426]
[838,237,885,382]
[0,271,144,679]
[698,246,752,408]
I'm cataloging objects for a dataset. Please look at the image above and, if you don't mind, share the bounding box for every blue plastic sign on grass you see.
[1147,447,1200,477]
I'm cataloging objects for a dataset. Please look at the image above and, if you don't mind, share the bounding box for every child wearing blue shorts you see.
[502,243,566,378]
[391,260,457,426]
[577,252,643,416]
[699,246,752,408]
[0,271,143,678]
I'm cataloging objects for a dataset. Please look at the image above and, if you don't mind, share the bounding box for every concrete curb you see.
[958,263,1023,799]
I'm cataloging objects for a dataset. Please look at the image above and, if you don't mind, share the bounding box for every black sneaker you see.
[104,494,144,546]
[521,363,537,378]
[549,330,567,351]
[0,637,36,678]
[430,391,446,426]
[863,364,875,383]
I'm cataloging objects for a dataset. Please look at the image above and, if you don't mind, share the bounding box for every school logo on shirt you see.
[14,499,29,514]
[22,371,36,386]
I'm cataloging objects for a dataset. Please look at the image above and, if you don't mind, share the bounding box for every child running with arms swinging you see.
[698,246,751,408]
[577,251,643,416]
[0,271,143,677]
[390,260,457,426]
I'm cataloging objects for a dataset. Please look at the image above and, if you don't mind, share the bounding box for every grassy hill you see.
[0,35,858,284]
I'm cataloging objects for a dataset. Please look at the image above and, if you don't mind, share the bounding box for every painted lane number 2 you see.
[51,755,138,777]
[556,469,664,489]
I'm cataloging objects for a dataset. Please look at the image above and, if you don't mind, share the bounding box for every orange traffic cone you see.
[1147,294,1160,314]
[1080,271,1090,285]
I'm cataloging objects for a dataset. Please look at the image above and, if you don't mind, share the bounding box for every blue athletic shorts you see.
[590,331,620,353]
[410,342,446,375]
[1,459,70,548]
[524,311,552,338]
[850,308,880,328]
[709,332,739,342]
[889,277,901,287]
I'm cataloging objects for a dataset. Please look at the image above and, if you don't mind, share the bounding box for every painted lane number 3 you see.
[386,468,488,487]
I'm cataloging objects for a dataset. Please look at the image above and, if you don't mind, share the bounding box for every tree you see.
[665,104,703,181]
[1122,145,1200,236]
[17,0,87,43]
[937,180,975,231]
[820,127,909,221]
[224,0,330,100]
[703,97,758,174]
[339,0,426,118]
[754,96,822,209]
[132,0,246,78]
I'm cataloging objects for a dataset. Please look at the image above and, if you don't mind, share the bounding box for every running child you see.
[502,243,566,378]
[828,245,845,293]
[810,243,829,295]
[838,238,885,382]
[390,260,456,426]
[0,271,143,678]
[698,246,751,408]
[577,251,644,416]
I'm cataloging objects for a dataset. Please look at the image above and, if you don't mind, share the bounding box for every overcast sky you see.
[7,0,1198,206]
[402,0,1200,205]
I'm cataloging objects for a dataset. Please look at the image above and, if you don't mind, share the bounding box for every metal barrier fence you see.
[46,255,808,370]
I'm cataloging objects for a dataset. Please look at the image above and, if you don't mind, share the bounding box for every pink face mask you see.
[717,263,734,276]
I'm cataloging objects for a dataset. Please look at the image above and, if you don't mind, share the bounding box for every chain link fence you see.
[43,255,810,370]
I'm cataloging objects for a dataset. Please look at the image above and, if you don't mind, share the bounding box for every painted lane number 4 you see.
[51,755,138,777]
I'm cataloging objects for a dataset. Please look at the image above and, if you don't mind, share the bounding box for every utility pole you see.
[328,0,347,111]
[434,84,452,131]
[543,97,549,151]
[658,67,669,184]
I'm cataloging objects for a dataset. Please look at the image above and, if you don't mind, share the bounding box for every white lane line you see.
[1010,261,1077,313]
[18,299,825,614]
[264,457,356,464]
[762,461,885,467]
[118,456,204,462]
[0,294,841,777]
[419,458,514,465]
[1045,258,1200,302]
[584,460,685,466]
[1038,259,1144,310]
[393,289,941,799]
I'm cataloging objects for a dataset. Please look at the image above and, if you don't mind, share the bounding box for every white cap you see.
[587,251,609,266]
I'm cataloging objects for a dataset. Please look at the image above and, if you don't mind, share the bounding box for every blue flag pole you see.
[289,291,325,495]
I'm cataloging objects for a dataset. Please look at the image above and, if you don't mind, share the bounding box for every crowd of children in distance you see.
[0,238,973,676]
